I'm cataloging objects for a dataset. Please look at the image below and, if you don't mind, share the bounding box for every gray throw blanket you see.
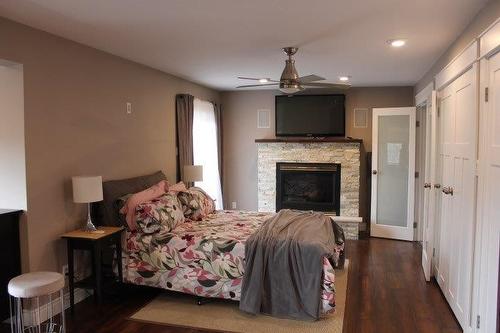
[239,209,338,321]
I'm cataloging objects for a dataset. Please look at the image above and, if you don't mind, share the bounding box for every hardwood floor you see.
[1,238,462,333]
[343,238,461,333]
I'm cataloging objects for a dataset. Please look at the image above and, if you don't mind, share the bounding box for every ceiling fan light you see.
[388,39,406,47]
[279,87,300,94]
[259,78,269,83]
[279,83,302,94]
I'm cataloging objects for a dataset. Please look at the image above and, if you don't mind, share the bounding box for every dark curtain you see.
[213,102,223,189]
[176,94,194,182]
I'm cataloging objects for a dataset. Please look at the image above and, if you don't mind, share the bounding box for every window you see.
[193,98,223,209]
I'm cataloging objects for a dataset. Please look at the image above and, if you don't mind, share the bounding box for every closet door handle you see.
[434,184,441,189]
[442,186,454,195]
[424,183,431,188]
[372,170,378,175]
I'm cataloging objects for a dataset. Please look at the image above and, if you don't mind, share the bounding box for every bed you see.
[94,171,344,316]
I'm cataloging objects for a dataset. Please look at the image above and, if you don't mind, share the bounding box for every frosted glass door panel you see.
[376,115,410,227]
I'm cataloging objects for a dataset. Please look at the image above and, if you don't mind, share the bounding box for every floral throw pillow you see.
[134,193,185,234]
[177,187,216,220]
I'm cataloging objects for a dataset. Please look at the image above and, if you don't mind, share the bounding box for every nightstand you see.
[61,226,124,313]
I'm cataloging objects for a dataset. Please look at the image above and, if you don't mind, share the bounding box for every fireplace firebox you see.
[276,162,341,215]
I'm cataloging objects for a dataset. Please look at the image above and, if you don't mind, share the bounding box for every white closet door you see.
[477,50,500,333]
[421,91,437,281]
[437,82,454,291]
[437,65,478,329]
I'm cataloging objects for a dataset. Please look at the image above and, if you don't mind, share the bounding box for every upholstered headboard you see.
[92,171,167,227]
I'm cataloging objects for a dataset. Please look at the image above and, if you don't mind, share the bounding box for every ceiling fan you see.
[237,47,350,94]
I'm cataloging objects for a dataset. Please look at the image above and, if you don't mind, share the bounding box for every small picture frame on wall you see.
[354,108,369,128]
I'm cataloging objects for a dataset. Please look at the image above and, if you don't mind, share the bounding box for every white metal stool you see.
[8,272,66,333]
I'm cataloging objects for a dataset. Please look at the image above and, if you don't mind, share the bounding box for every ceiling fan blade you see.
[298,74,325,83]
[237,76,279,83]
[237,83,279,88]
[238,76,262,81]
[301,82,351,89]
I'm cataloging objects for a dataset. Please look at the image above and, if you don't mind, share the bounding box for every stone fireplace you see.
[256,138,362,239]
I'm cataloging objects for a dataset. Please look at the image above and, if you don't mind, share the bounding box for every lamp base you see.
[83,220,97,232]
[82,203,98,232]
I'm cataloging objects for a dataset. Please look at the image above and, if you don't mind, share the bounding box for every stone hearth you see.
[256,140,361,239]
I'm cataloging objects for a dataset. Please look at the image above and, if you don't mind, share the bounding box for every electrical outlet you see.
[62,264,69,276]
[126,102,132,114]
[231,201,237,209]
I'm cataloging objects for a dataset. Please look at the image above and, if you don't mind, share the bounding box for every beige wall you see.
[0,63,26,210]
[222,87,414,218]
[0,17,220,273]
[415,0,500,93]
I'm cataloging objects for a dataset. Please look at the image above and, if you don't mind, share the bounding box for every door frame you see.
[370,107,416,241]
[414,103,426,242]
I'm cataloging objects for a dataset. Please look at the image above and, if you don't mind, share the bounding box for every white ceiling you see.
[0,0,489,90]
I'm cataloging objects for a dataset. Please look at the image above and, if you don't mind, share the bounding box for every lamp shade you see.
[72,176,103,203]
[183,165,203,182]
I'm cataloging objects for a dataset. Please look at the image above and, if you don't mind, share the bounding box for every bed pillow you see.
[119,180,168,230]
[115,194,132,227]
[167,181,188,193]
[177,187,216,220]
[134,193,185,234]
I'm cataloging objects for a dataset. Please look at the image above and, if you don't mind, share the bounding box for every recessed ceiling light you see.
[259,78,269,83]
[388,39,406,47]
[339,76,350,81]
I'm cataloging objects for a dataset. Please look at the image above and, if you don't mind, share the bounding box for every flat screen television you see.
[275,94,345,137]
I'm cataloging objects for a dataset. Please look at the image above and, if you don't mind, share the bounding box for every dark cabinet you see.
[0,210,21,321]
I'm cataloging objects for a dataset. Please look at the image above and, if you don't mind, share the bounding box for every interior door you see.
[437,82,453,292]
[477,50,500,333]
[436,65,477,329]
[371,107,416,241]
[421,91,437,281]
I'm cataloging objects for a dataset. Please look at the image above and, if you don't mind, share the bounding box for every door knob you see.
[442,186,454,195]
[424,183,431,188]
[434,184,441,189]
[372,170,377,175]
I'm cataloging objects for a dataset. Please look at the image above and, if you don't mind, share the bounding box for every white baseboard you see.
[3,288,92,326]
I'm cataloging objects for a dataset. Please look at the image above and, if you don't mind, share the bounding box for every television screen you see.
[275,94,345,137]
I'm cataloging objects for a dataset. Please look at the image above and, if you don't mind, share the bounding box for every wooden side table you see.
[61,226,124,313]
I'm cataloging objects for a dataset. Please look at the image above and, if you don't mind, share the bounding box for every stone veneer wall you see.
[337,221,360,240]
[257,142,361,239]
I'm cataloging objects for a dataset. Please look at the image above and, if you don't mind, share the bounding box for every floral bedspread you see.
[124,210,340,314]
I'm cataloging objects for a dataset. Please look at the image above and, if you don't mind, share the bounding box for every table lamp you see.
[183,165,203,187]
[72,176,103,232]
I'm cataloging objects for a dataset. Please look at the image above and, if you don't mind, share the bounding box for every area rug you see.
[129,260,349,333]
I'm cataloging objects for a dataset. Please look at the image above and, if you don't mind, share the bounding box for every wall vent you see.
[354,108,368,128]
[257,109,270,128]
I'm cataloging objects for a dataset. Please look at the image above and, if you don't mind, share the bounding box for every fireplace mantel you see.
[255,137,363,143]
